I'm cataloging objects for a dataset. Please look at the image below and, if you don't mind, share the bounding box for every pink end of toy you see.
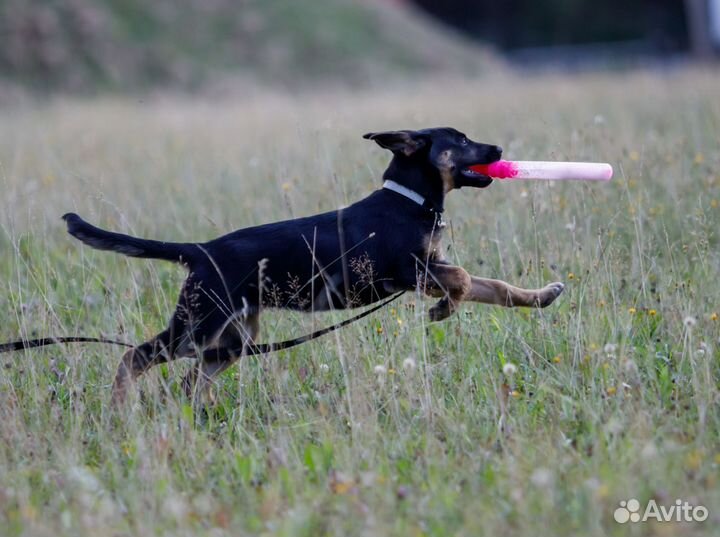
[488,160,519,179]
[469,160,518,179]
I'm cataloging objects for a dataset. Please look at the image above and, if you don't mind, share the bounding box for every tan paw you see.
[429,299,454,322]
[537,282,565,307]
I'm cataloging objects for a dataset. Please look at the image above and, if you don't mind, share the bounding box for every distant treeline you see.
[413,0,688,52]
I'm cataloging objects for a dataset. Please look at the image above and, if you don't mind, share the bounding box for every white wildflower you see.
[162,495,187,520]
[502,362,517,376]
[530,467,554,488]
[640,442,658,459]
[402,357,417,371]
[67,466,101,493]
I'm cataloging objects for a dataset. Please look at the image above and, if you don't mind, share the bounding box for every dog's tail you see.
[62,213,198,264]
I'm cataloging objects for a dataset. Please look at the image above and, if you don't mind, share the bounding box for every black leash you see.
[208,291,405,361]
[0,292,405,356]
[0,336,133,353]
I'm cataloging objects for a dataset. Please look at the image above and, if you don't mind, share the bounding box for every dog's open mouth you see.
[456,165,494,188]
[461,166,488,179]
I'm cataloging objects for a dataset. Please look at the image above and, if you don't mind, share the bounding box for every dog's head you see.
[363,127,502,195]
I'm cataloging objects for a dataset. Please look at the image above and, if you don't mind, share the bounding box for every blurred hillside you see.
[0,0,498,94]
[413,0,688,52]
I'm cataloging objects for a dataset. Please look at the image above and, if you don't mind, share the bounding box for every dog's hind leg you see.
[111,330,173,405]
[111,320,191,405]
[183,313,260,403]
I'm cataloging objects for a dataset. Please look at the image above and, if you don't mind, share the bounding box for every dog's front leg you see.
[423,263,565,321]
[422,263,472,321]
[466,276,565,308]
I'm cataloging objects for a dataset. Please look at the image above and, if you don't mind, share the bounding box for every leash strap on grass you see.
[0,336,134,353]
[0,291,405,356]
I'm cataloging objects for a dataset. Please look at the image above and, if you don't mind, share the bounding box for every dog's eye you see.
[460,138,468,146]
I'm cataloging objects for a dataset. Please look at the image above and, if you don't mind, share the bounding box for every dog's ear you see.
[363,130,427,156]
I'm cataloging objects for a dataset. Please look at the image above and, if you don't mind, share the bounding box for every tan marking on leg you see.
[422,264,472,321]
[111,330,175,405]
[111,329,195,406]
[466,277,565,308]
[111,348,138,406]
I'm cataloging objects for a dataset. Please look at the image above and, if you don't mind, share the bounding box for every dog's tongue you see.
[469,160,518,179]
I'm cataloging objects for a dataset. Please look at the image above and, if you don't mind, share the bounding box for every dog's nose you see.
[494,145,503,156]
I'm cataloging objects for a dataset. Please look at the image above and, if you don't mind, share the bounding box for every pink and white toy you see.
[470,160,613,181]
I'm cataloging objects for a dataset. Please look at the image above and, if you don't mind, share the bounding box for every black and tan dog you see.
[62,128,564,403]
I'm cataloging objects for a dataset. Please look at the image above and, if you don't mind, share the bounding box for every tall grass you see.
[0,70,718,536]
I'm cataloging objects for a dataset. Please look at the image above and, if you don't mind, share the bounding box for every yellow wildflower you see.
[685,450,703,471]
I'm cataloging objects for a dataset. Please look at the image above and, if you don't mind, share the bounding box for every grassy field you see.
[0,70,719,536]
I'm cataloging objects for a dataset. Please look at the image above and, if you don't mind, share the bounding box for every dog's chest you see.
[420,223,446,262]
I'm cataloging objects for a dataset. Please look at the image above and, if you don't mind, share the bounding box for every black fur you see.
[62,213,197,263]
[62,128,501,355]
[58,128,501,389]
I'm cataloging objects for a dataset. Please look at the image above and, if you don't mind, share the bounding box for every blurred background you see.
[1,6,719,535]
[0,0,718,97]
